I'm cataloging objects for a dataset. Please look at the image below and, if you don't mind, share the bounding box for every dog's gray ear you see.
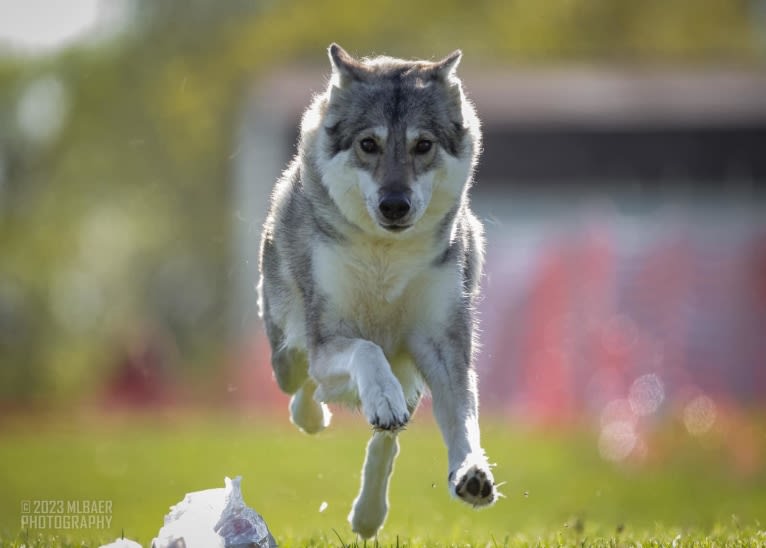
[433,49,462,80]
[328,43,366,86]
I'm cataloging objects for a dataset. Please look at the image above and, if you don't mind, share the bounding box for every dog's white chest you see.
[313,238,430,346]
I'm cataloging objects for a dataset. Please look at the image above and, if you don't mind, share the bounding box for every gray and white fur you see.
[257,44,496,538]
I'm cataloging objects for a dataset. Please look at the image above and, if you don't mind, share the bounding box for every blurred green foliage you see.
[0,0,762,404]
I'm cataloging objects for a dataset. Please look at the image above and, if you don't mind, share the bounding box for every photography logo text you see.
[20,499,112,529]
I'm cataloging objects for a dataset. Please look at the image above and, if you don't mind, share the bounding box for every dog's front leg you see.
[309,337,410,431]
[410,331,496,507]
[348,431,399,538]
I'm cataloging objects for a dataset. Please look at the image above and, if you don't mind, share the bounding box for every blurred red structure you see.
[102,329,179,409]
[480,212,766,424]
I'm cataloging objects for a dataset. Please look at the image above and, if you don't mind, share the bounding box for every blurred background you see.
[0,2,765,537]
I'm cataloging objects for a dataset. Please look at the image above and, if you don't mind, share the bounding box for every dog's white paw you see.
[450,457,496,507]
[361,375,409,432]
[289,384,332,434]
[348,498,386,539]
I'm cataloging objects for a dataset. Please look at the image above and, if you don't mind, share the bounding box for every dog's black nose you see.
[378,192,411,221]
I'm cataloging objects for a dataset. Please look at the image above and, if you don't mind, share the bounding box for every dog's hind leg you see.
[273,344,332,434]
[348,432,399,539]
[262,316,332,434]
[262,308,307,395]
[289,379,332,434]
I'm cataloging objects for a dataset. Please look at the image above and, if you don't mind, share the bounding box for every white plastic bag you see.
[152,476,276,548]
[99,538,142,548]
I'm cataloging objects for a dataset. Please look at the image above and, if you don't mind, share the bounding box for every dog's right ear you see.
[328,43,366,87]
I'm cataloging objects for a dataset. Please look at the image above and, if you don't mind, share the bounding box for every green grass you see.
[0,411,764,547]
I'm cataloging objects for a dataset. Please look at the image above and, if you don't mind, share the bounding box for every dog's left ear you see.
[328,43,367,87]
[433,49,462,80]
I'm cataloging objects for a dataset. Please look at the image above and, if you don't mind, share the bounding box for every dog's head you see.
[306,44,481,237]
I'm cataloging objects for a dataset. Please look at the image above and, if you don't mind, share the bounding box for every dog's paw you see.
[348,499,387,539]
[361,376,409,433]
[450,459,496,507]
[289,385,332,434]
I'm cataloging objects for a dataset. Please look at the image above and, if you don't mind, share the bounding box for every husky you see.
[257,44,496,538]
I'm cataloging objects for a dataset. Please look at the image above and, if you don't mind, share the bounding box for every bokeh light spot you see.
[683,395,717,435]
[600,398,637,428]
[598,421,637,462]
[628,373,665,416]
[16,76,69,144]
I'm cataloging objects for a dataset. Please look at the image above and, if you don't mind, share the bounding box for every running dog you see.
[258,44,496,538]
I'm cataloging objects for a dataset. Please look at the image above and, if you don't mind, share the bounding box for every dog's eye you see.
[414,139,433,154]
[359,138,378,154]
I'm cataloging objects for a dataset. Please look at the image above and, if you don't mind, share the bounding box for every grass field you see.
[0,411,764,547]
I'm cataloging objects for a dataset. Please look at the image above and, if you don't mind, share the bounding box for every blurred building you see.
[231,66,766,420]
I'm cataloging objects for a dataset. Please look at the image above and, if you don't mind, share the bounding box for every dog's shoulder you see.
[263,159,305,238]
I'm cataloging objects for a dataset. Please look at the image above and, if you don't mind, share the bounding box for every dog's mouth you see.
[381,224,412,233]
